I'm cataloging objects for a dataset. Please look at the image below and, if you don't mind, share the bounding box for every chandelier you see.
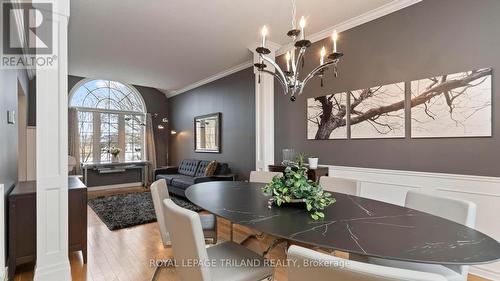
[254,1,343,102]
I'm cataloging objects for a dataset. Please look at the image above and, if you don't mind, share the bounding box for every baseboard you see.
[87,182,143,191]
[34,260,71,281]
[0,267,6,281]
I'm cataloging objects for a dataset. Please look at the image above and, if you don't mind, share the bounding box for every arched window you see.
[70,79,146,163]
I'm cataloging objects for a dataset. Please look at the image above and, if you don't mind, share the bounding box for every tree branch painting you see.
[411,68,492,138]
[307,92,347,140]
[307,68,492,140]
[350,83,405,139]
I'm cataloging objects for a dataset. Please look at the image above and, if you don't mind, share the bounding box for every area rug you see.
[88,192,204,231]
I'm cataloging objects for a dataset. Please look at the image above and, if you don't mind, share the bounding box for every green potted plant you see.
[262,159,335,220]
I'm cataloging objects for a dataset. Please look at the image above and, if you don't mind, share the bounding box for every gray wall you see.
[168,68,255,180]
[0,69,29,193]
[275,0,500,177]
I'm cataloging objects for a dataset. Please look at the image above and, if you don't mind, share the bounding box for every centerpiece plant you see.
[262,155,335,220]
[109,146,121,163]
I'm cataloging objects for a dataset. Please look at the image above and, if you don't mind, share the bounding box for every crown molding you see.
[164,60,254,98]
[276,0,422,56]
[165,0,422,98]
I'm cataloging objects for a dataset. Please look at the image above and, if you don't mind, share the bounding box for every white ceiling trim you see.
[164,60,254,98]
[164,0,422,98]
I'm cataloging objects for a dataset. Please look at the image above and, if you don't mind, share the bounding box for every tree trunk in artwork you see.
[313,95,347,139]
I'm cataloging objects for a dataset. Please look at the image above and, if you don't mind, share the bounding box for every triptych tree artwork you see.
[307,68,492,140]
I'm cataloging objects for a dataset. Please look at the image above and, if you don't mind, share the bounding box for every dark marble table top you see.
[186,181,500,265]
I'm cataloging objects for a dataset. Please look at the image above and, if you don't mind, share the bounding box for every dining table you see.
[185,181,500,266]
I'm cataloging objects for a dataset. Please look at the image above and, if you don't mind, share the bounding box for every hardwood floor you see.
[14,189,491,281]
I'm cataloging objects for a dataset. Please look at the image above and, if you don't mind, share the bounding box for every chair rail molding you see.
[249,41,281,171]
[324,164,500,280]
[34,0,72,280]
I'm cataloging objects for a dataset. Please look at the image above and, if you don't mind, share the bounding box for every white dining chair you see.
[287,245,447,281]
[319,176,357,195]
[368,190,477,281]
[151,179,171,247]
[163,198,274,281]
[249,171,282,183]
[150,179,217,246]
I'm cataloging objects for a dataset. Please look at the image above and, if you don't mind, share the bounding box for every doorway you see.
[17,80,27,181]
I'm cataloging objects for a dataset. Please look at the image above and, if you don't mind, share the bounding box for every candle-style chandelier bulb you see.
[254,0,344,101]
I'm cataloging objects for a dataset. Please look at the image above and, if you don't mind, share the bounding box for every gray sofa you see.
[154,159,234,197]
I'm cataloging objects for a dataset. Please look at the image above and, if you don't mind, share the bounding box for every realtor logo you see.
[1,1,55,69]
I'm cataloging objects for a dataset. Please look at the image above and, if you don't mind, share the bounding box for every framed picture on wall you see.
[349,82,406,139]
[307,92,348,140]
[410,68,492,138]
[194,112,221,153]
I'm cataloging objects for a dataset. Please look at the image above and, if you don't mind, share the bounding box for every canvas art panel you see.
[411,68,492,138]
[350,82,406,139]
[307,92,348,140]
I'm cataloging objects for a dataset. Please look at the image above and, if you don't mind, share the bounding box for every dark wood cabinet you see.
[268,164,329,182]
[8,177,87,280]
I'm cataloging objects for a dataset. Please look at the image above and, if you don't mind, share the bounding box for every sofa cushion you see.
[156,174,186,185]
[204,161,218,176]
[171,176,196,189]
[214,163,229,175]
[195,160,214,177]
[178,159,200,176]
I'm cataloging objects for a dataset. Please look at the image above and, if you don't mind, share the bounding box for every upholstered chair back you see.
[287,245,447,281]
[319,176,357,195]
[249,171,282,183]
[163,198,210,281]
[405,190,476,277]
[150,179,171,247]
[405,190,476,227]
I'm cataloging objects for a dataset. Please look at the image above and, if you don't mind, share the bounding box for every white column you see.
[248,42,280,171]
[35,0,71,280]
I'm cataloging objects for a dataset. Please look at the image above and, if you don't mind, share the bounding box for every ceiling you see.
[69,0,396,94]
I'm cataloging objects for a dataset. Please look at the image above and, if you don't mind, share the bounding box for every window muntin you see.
[78,111,94,163]
[70,79,146,163]
[100,113,120,163]
[125,115,144,162]
[70,80,145,113]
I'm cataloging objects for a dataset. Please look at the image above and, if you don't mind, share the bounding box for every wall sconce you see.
[170,130,177,135]
[152,113,168,130]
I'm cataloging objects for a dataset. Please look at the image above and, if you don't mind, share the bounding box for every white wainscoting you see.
[325,165,500,280]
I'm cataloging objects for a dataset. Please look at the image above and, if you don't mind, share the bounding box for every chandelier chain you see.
[291,0,296,29]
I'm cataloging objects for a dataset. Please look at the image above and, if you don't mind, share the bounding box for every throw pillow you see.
[204,161,218,176]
